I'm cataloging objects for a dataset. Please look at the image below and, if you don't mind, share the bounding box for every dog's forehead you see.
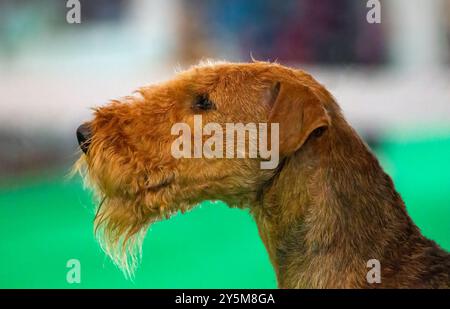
[171,62,280,94]
[190,61,275,77]
[183,62,312,89]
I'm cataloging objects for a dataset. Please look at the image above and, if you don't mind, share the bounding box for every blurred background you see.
[0,0,449,288]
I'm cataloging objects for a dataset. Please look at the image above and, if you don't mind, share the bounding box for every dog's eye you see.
[193,95,215,111]
[311,126,327,139]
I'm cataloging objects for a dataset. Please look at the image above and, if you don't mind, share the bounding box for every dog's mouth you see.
[94,170,180,214]
[142,173,175,193]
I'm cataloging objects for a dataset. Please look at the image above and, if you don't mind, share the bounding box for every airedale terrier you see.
[75,61,449,288]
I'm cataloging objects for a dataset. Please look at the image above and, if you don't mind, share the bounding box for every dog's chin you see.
[94,181,194,232]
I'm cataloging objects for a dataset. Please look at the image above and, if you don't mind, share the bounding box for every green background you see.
[0,134,449,288]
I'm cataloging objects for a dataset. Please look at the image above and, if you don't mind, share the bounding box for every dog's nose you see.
[76,123,92,153]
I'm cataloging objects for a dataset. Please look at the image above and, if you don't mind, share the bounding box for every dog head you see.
[74,61,332,276]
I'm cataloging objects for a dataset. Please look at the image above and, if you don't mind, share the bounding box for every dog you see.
[75,61,450,288]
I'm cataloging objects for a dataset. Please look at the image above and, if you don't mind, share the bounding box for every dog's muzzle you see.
[76,123,92,154]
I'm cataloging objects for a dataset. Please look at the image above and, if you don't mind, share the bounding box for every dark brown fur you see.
[255,104,450,288]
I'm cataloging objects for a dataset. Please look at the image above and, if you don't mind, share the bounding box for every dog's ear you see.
[265,81,330,156]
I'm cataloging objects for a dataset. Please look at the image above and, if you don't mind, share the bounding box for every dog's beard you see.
[72,156,189,278]
[93,195,151,279]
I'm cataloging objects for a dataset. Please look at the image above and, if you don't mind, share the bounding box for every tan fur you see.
[75,61,450,287]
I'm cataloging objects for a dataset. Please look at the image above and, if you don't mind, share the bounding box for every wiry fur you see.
[75,61,450,287]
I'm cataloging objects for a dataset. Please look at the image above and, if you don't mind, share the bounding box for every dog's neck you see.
[253,115,447,288]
